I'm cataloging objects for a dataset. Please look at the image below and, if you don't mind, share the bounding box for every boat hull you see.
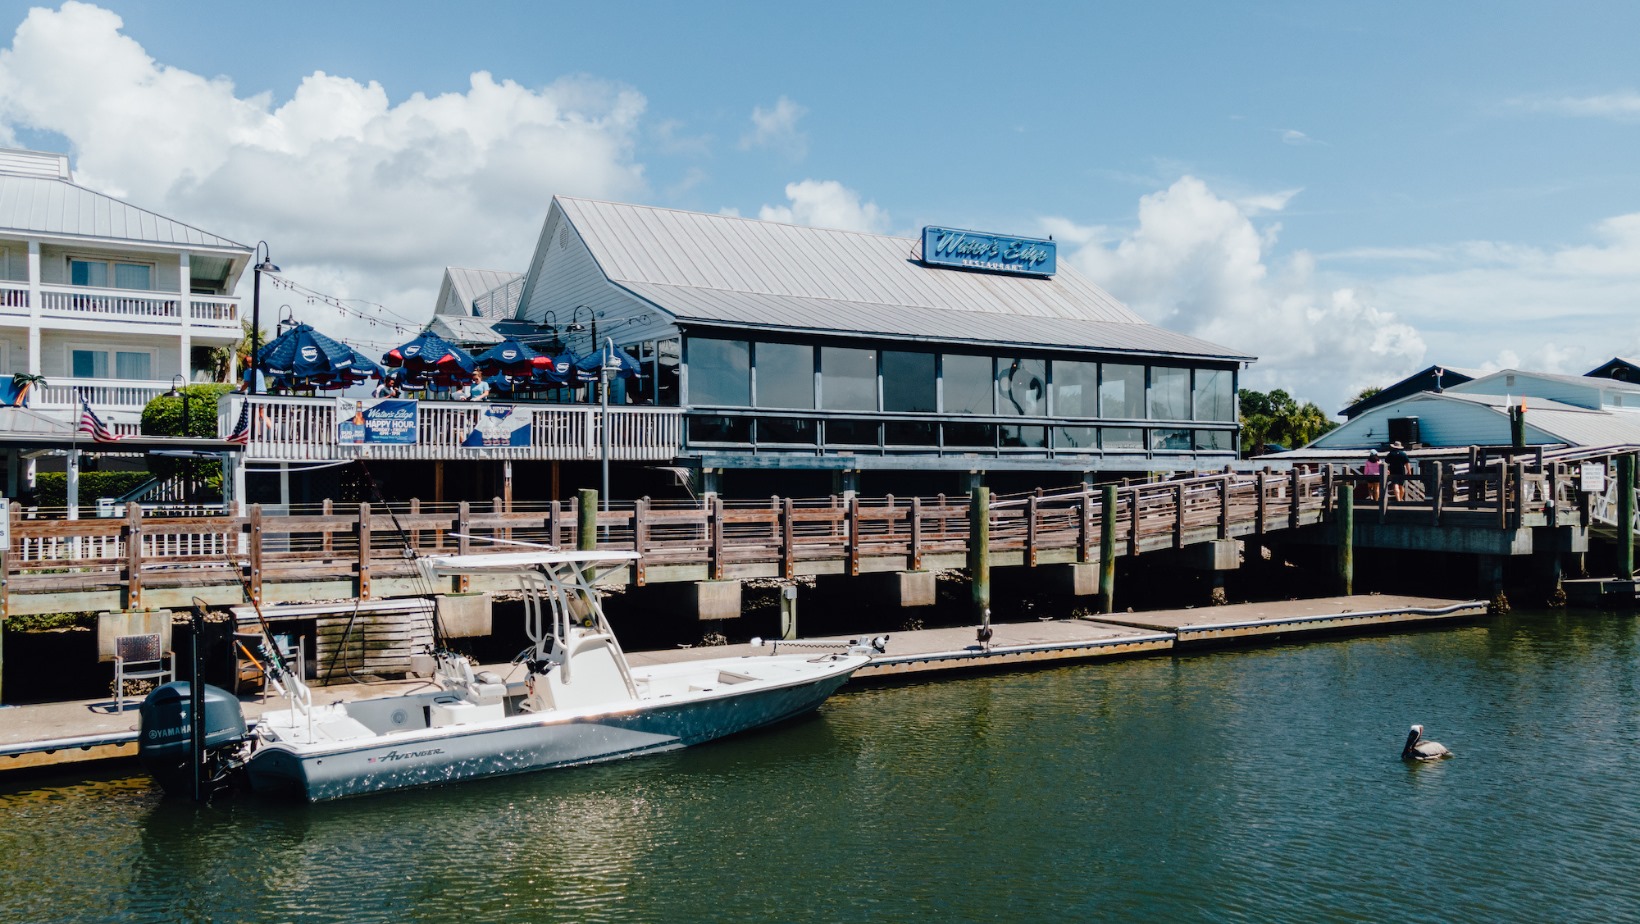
[246,658,859,801]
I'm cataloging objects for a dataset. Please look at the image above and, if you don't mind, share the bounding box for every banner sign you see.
[461,405,533,448]
[921,226,1056,277]
[1580,462,1607,494]
[337,398,419,445]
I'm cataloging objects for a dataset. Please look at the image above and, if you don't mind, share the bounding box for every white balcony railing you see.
[220,394,684,462]
[34,284,240,329]
[34,378,174,411]
[0,282,27,315]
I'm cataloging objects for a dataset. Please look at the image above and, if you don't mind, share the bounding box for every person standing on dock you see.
[1387,442,1411,501]
[1364,450,1383,501]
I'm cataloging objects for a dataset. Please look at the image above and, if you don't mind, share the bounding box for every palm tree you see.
[10,372,45,406]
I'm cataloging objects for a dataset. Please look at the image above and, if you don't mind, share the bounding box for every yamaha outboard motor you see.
[137,681,249,797]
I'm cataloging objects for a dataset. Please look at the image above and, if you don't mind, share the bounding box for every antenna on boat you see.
[354,459,450,653]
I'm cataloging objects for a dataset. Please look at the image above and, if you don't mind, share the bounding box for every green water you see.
[4,608,1640,923]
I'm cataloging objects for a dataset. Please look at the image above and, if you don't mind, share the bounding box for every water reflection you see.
[5,610,1640,922]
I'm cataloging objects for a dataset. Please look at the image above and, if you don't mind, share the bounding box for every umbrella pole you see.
[601,337,611,538]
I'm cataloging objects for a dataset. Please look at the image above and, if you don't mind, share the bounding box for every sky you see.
[0,0,1636,414]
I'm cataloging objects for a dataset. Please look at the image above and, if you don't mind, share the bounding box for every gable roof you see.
[0,152,248,252]
[435,267,524,317]
[542,197,1252,361]
[1338,364,1479,418]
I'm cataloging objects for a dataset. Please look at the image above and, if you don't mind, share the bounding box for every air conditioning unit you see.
[1387,417,1420,448]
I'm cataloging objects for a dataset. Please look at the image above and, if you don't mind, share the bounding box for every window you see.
[754,342,814,409]
[882,350,936,412]
[1194,368,1235,422]
[884,420,938,446]
[70,349,151,380]
[72,349,107,378]
[1195,429,1234,451]
[944,421,996,448]
[1053,361,1098,418]
[1150,367,1190,421]
[1000,424,1047,448]
[688,338,750,407]
[943,354,993,414]
[1055,425,1099,451]
[825,419,879,446]
[1103,427,1144,451]
[116,351,151,380]
[997,357,1046,416]
[821,347,877,411]
[70,258,152,291]
[1150,428,1192,451]
[757,416,816,445]
[1100,364,1145,419]
[688,414,751,443]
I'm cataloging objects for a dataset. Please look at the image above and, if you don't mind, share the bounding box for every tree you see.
[1239,387,1338,454]
[1347,385,1382,408]
[204,319,269,384]
[141,384,234,498]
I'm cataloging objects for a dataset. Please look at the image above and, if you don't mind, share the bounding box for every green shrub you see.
[5,611,97,632]
[35,471,152,507]
[142,384,234,491]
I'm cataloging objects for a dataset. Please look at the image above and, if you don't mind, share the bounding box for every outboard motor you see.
[137,681,249,797]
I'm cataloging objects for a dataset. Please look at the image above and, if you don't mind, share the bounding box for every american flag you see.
[226,401,252,445]
[77,394,122,443]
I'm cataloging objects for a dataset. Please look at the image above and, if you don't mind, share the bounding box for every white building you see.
[0,148,253,436]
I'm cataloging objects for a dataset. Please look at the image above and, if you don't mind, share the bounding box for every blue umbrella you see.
[573,345,643,384]
[531,350,581,387]
[474,338,541,376]
[384,330,475,386]
[257,323,359,379]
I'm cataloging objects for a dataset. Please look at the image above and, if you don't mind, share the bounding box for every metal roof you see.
[437,267,523,316]
[1314,390,1640,450]
[555,197,1253,361]
[0,171,249,251]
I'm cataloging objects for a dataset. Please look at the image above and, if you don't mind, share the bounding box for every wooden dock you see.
[0,594,1486,772]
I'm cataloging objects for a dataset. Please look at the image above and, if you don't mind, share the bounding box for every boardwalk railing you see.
[2,449,1633,615]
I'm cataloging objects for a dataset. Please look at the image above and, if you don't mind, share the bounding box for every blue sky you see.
[1,1,1637,413]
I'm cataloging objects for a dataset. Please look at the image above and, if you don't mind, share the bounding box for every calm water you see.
[5,608,1640,923]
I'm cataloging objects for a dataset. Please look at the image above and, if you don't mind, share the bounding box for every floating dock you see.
[0,594,1484,772]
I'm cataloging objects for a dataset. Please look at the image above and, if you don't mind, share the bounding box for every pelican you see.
[1402,724,1452,761]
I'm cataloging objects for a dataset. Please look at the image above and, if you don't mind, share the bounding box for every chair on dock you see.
[113,633,174,711]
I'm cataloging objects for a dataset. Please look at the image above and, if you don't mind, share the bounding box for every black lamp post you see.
[249,242,280,395]
[164,373,191,430]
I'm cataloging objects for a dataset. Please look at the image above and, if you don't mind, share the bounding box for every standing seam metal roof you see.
[553,197,1249,359]
[0,173,249,250]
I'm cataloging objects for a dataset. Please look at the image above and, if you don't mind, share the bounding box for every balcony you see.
[221,394,684,462]
[20,284,240,330]
[33,377,173,412]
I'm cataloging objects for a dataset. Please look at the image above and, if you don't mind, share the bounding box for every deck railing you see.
[0,282,27,313]
[221,394,683,462]
[34,378,174,411]
[33,284,240,329]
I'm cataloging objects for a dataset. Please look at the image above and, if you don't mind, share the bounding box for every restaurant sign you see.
[921,226,1056,277]
[337,398,419,445]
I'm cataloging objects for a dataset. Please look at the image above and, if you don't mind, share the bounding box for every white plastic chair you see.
[114,633,174,711]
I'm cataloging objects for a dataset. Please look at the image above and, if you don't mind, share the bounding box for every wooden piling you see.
[1620,454,1635,581]
[1100,484,1117,614]
[1335,482,1353,596]
[577,488,597,552]
[969,486,990,619]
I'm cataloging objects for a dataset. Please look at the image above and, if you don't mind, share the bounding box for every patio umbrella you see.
[530,350,581,387]
[256,322,360,379]
[474,338,542,377]
[383,331,475,384]
[573,344,643,384]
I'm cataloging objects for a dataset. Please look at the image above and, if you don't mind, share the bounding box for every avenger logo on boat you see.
[369,748,445,763]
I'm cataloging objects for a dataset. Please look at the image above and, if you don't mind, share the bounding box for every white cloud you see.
[757,179,889,233]
[740,96,807,158]
[1510,91,1640,120]
[0,2,648,346]
[1058,176,1425,413]
[1277,128,1324,146]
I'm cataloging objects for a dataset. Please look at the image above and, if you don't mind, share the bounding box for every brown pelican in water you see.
[1402,724,1452,761]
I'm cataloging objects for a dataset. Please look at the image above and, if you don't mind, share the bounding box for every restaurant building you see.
[497,197,1253,496]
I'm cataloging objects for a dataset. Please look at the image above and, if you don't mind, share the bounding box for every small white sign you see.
[1581,462,1607,494]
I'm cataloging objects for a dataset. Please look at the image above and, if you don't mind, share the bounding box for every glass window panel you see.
[687,414,750,444]
[1193,368,1235,422]
[688,338,750,407]
[999,424,1047,448]
[942,354,993,414]
[1195,429,1233,451]
[944,421,996,448]
[1151,367,1189,420]
[821,347,877,411]
[1150,427,1192,451]
[824,418,879,446]
[113,263,151,290]
[1100,364,1145,419]
[1055,426,1099,451]
[885,420,938,446]
[882,350,936,412]
[70,259,107,288]
[757,416,815,445]
[1053,360,1098,418]
[115,351,150,380]
[754,342,813,409]
[997,356,1046,417]
[1102,427,1144,450]
[72,349,107,378]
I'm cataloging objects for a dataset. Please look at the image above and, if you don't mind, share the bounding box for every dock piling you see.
[1335,482,1354,595]
[1620,455,1635,581]
[1100,484,1117,614]
[969,486,990,619]
[577,489,597,552]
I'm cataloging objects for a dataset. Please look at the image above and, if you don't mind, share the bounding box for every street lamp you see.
[249,242,280,396]
[164,374,192,499]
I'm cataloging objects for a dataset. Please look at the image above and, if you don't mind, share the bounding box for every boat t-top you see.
[138,551,877,801]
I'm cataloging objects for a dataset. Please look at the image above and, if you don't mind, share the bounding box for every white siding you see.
[1310,396,1511,449]
[1453,371,1604,410]
[516,206,677,353]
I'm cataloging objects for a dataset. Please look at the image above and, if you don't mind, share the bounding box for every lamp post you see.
[164,374,192,499]
[248,242,280,396]
[601,337,612,518]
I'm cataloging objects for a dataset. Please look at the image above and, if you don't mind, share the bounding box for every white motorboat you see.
[138,551,875,802]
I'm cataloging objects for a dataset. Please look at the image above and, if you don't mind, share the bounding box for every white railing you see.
[34,378,174,411]
[40,285,179,321]
[190,297,238,323]
[221,394,683,462]
[0,282,27,314]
